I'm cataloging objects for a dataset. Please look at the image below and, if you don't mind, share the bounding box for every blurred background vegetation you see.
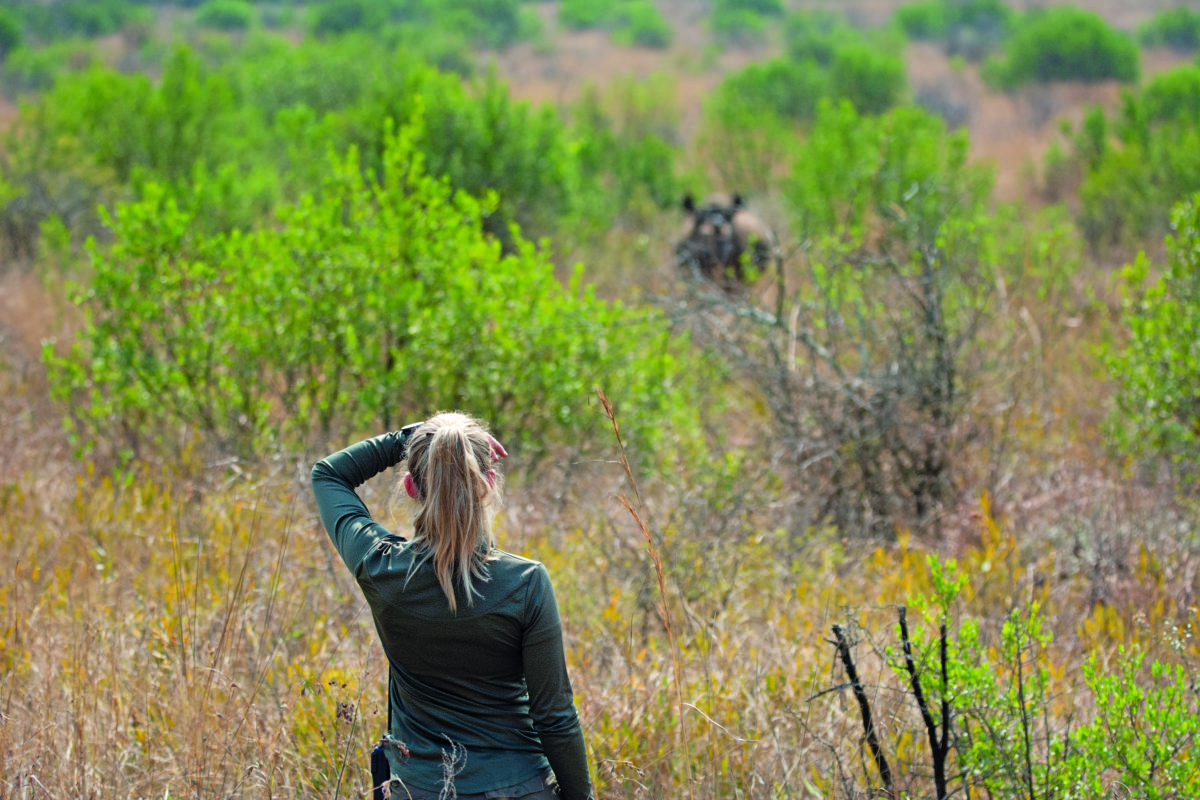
[2,0,1200,797]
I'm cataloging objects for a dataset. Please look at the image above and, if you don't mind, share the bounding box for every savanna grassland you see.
[2,1,1200,798]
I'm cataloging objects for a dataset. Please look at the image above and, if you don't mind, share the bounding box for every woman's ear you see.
[403,471,420,500]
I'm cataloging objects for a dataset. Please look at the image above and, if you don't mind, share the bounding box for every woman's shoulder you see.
[489,548,546,571]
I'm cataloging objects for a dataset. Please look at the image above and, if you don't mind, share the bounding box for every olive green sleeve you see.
[522,564,593,800]
[310,431,410,572]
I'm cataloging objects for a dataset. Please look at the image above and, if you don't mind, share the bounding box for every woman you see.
[311,412,593,800]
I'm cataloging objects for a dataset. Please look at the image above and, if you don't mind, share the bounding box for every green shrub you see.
[0,9,21,58]
[1141,64,1200,124]
[896,0,1013,59]
[1140,6,1200,51]
[0,40,100,95]
[307,0,388,36]
[435,0,524,49]
[713,0,784,17]
[45,116,706,464]
[1073,88,1200,249]
[895,2,946,40]
[784,11,849,65]
[985,7,1139,88]
[1104,194,1200,483]
[195,0,255,31]
[829,39,906,115]
[558,0,619,30]
[709,9,768,46]
[711,58,832,121]
[24,0,148,40]
[613,1,671,48]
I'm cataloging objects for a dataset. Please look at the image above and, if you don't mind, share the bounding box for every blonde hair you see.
[404,412,502,613]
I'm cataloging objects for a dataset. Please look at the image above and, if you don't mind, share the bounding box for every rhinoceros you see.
[675,192,780,289]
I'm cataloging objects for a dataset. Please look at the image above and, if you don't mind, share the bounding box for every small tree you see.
[984,7,1139,89]
[0,9,21,60]
[1105,194,1200,487]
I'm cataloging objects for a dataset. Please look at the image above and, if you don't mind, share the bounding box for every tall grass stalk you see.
[597,388,695,800]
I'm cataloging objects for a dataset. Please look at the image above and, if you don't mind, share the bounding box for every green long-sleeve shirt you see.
[311,431,592,800]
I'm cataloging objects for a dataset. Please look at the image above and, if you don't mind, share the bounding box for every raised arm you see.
[310,427,416,571]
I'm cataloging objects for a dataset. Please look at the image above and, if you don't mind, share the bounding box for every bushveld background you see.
[2,0,1200,798]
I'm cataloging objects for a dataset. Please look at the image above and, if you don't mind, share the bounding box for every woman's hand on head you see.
[487,435,508,463]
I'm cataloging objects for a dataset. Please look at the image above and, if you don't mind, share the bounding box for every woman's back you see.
[312,415,592,799]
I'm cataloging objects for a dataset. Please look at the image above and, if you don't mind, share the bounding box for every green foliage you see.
[0,39,100,95]
[710,59,831,122]
[0,9,22,58]
[306,0,389,36]
[894,0,1014,60]
[710,0,783,44]
[565,75,683,224]
[717,102,1066,533]
[895,1,946,40]
[194,0,256,32]
[709,9,767,47]
[1141,64,1200,124]
[19,0,149,41]
[713,0,784,16]
[307,0,526,51]
[1071,649,1200,795]
[46,116,703,463]
[783,11,850,65]
[1074,97,1200,249]
[1140,6,1200,51]
[828,39,906,115]
[1104,195,1200,483]
[558,0,620,30]
[785,101,992,240]
[0,96,120,259]
[711,14,906,123]
[883,557,1200,797]
[612,1,671,49]
[984,6,1139,89]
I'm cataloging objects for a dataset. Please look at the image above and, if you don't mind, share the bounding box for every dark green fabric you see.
[311,432,592,800]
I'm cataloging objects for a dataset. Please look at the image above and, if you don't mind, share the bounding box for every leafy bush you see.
[710,59,832,121]
[613,1,671,48]
[1104,194,1200,484]
[784,11,850,65]
[984,7,1139,88]
[895,0,1014,59]
[21,0,148,41]
[716,15,905,120]
[435,0,524,49]
[895,1,945,40]
[46,116,706,463]
[709,9,768,46]
[0,9,21,58]
[0,39,99,95]
[713,0,784,15]
[194,0,255,32]
[829,39,906,115]
[1141,63,1200,123]
[1071,86,1200,249]
[1140,6,1200,51]
[307,0,389,36]
[558,0,620,30]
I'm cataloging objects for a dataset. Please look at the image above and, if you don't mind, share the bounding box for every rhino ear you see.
[732,194,745,209]
[682,193,695,212]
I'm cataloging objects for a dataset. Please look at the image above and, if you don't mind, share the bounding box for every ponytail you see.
[405,413,500,612]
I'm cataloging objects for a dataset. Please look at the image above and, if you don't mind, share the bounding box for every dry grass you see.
[2,318,1195,798]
